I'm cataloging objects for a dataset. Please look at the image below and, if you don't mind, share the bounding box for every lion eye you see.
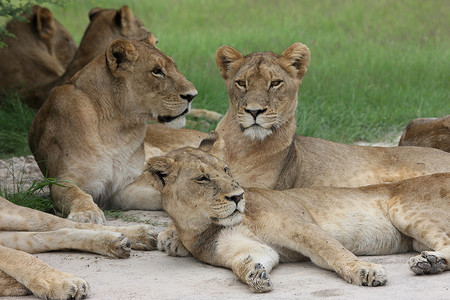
[195,174,210,183]
[224,167,230,175]
[152,68,165,77]
[270,80,282,88]
[236,80,246,88]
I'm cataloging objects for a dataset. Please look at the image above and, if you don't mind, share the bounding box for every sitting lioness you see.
[0,196,157,299]
[214,43,450,189]
[398,115,450,153]
[145,134,450,292]
[0,5,77,99]
[29,38,197,224]
[26,5,154,108]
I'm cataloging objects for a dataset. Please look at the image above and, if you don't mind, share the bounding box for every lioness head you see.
[216,43,310,141]
[144,133,245,227]
[105,39,197,127]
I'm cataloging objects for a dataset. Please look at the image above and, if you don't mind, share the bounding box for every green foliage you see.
[0,0,65,47]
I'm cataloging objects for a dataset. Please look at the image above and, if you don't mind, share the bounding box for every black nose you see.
[180,93,197,102]
[244,108,267,120]
[225,193,244,204]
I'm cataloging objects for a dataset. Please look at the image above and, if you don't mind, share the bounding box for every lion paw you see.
[157,228,191,257]
[29,273,90,300]
[68,209,106,224]
[341,261,387,287]
[246,263,273,293]
[105,233,132,259]
[409,251,447,275]
[120,225,158,250]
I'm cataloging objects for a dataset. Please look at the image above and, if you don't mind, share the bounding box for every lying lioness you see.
[29,38,197,224]
[399,115,450,153]
[145,133,450,292]
[0,196,157,299]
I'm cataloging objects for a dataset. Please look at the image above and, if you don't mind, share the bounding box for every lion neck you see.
[216,111,297,188]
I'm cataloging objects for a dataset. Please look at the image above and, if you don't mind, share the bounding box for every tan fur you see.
[146,140,450,292]
[29,39,197,224]
[0,5,77,100]
[214,43,450,189]
[26,5,155,109]
[0,196,157,298]
[399,115,450,152]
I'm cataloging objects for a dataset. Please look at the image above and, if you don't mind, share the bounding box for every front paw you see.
[409,251,447,275]
[246,263,273,293]
[28,272,90,300]
[157,228,191,257]
[340,261,387,287]
[68,208,106,224]
[120,225,158,250]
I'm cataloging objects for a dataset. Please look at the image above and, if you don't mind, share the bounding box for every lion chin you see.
[214,211,244,227]
[165,115,187,129]
[243,125,273,141]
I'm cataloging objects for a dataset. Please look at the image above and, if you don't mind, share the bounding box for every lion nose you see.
[244,108,267,120]
[225,193,244,204]
[180,91,198,103]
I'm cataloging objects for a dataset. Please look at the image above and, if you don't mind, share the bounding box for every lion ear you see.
[143,157,175,191]
[106,39,139,78]
[199,131,226,162]
[215,46,244,80]
[141,32,158,47]
[116,5,135,35]
[35,6,56,40]
[280,42,311,81]
[88,7,103,21]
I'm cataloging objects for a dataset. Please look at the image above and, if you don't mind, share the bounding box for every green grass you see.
[1,0,449,158]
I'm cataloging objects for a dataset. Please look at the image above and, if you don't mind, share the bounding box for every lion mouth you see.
[158,108,189,123]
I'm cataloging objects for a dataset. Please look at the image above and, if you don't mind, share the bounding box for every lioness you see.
[145,134,450,292]
[215,43,450,189]
[29,38,197,224]
[398,115,450,153]
[27,5,155,108]
[0,196,157,299]
[0,5,77,98]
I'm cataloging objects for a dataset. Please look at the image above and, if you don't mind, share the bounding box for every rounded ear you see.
[116,5,135,35]
[280,42,311,81]
[88,7,103,21]
[143,157,175,191]
[35,7,55,40]
[141,32,158,46]
[198,131,226,162]
[106,39,139,78]
[215,45,243,80]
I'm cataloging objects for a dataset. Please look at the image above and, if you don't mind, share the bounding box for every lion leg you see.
[273,221,387,286]
[215,226,279,293]
[0,229,131,258]
[51,181,105,224]
[157,221,191,256]
[112,173,163,210]
[388,191,450,274]
[0,270,31,296]
[0,245,90,299]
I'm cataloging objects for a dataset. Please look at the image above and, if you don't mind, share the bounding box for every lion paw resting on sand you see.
[399,115,450,153]
[0,196,157,299]
[29,38,197,224]
[146,133,449,292]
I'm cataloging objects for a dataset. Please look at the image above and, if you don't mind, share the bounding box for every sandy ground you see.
[7,210,449,300]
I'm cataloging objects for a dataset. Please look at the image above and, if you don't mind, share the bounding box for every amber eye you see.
[270,80,282,87]
[236,80,246,88]
[152,68,165,77]
[195,174,210,183]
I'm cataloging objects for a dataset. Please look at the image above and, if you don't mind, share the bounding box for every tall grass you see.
[0,0,449,158]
